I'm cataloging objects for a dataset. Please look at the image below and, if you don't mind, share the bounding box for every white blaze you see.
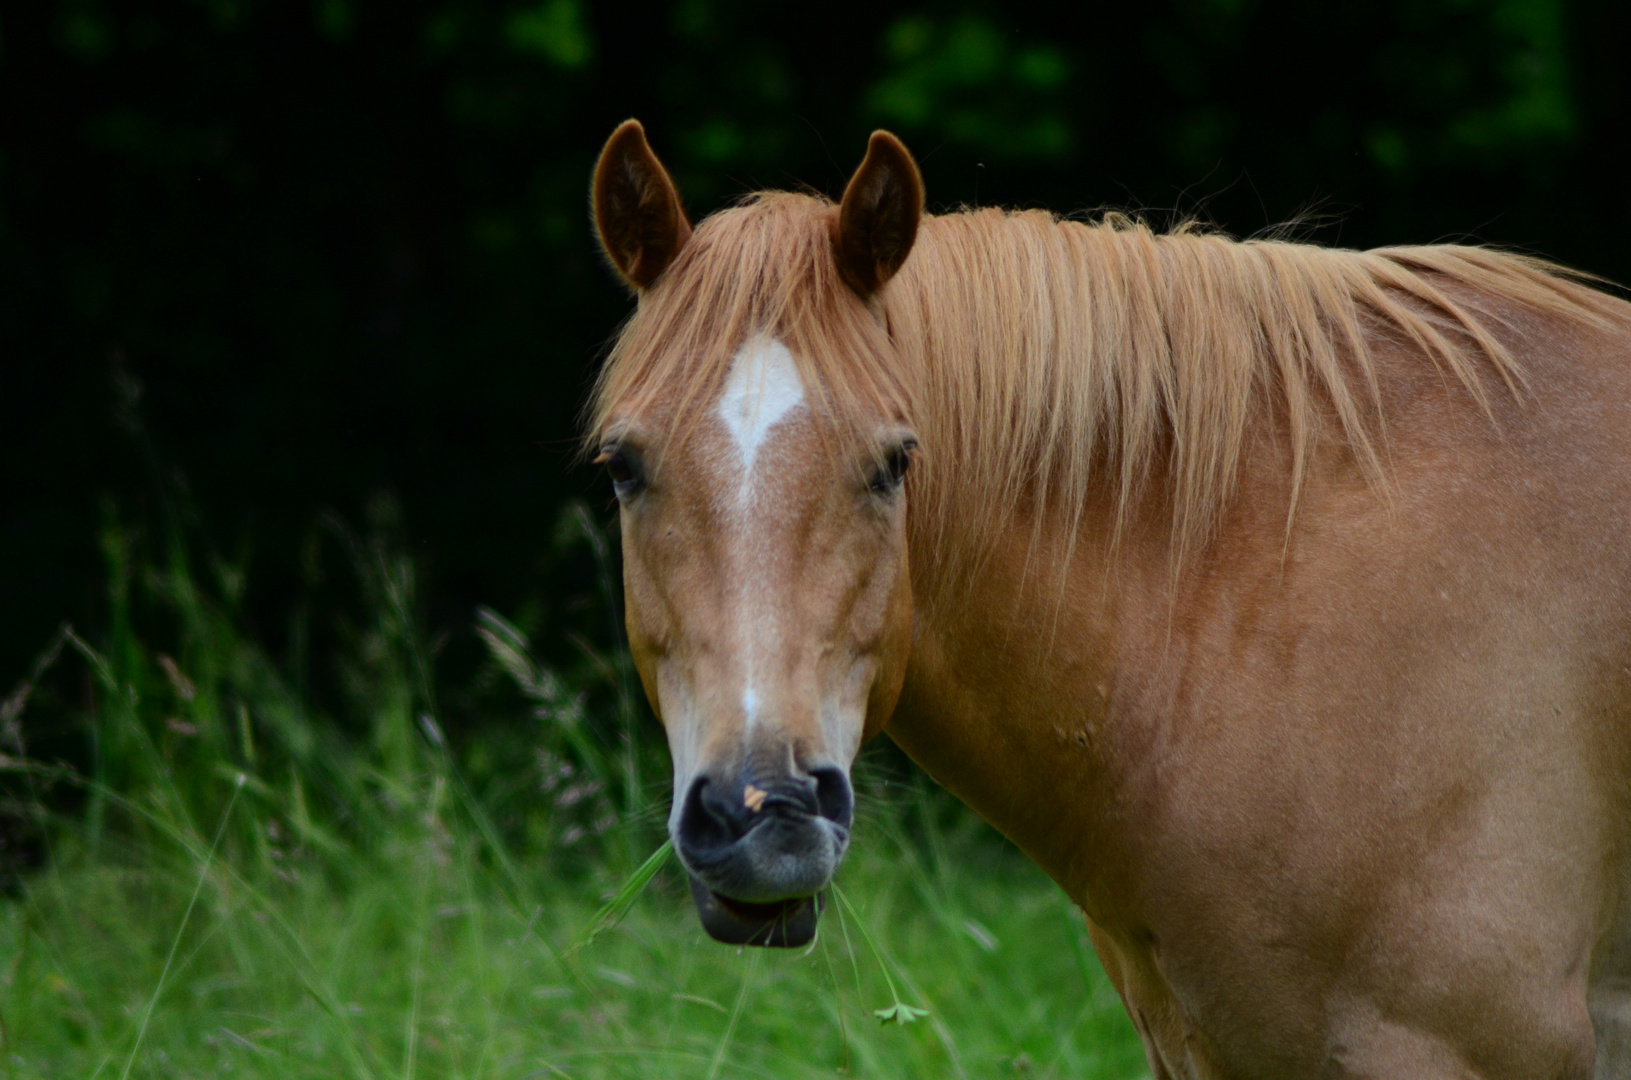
[715,335,806,731]
[716,335,806,497]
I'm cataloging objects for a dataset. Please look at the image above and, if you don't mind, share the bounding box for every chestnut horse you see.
[586,119,1631,1078]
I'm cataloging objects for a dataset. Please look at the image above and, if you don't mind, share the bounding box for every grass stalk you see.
[118,773,245,1080]
[704,949,760,1080]
[568,838,673,955]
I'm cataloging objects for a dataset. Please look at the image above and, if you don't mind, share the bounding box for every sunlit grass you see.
[2,802,1146,1079]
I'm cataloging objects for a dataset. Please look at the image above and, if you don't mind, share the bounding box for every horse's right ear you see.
[592,120,692,291]
[834,130,924,298]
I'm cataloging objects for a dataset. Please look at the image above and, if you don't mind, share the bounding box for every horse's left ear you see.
[592,119,692,290]
[834,130,924,298]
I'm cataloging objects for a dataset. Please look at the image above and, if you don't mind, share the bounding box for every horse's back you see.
[1114,295,1631,1078]
[1508,302,1631,1078]
[1334,298,1631,1079]
[1352,298,1631,1079]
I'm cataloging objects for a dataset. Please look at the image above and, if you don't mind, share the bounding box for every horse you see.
[585,118,1631,1078]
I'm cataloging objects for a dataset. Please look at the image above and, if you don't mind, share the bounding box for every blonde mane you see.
[591,192,1620,570]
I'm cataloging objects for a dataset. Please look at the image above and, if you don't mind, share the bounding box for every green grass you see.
[0,504,1147,1079]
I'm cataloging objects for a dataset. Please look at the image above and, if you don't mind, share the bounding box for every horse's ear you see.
[834,130,924,298]
[592,119,692,290]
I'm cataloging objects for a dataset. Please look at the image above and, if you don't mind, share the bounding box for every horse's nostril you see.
[678,776,747,851]
[811,766,853,830]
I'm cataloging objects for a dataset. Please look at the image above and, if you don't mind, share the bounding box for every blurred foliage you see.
[1366,0,1577,175]
[865,15,1073,161]
[505,0,594,67]
[1,465,664,892]
[2,0,1629,700]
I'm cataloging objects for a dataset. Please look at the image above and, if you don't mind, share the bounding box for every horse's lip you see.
[686,874,823,948]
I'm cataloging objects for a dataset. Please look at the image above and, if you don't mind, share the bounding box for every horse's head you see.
[587,122,924,946]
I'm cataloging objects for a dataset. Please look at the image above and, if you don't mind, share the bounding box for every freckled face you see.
[601,334,917,906]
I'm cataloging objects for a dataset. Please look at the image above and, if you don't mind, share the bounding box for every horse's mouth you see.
[687,874,823,948]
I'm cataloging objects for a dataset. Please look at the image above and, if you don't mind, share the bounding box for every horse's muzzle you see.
[686,875,825,947]
[673,765,852,948]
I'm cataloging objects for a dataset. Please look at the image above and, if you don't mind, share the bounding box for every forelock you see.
[587,192,914,458]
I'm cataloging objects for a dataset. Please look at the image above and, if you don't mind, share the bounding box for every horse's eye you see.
[869,442,914,495]
[599,447,643,494]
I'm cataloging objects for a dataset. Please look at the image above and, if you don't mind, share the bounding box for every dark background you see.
[5,0,1629,684]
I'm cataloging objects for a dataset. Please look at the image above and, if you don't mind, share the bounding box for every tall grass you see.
[0,495,1146,1079]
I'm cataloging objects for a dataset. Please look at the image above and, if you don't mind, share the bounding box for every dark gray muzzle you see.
[673,764,852,947]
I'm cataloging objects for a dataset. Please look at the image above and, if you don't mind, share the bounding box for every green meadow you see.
[0,505,1147,1079]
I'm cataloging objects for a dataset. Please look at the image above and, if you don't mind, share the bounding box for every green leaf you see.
[872,1003,929,1025]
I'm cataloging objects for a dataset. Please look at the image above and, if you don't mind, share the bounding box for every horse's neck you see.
[889,508,1157,907]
